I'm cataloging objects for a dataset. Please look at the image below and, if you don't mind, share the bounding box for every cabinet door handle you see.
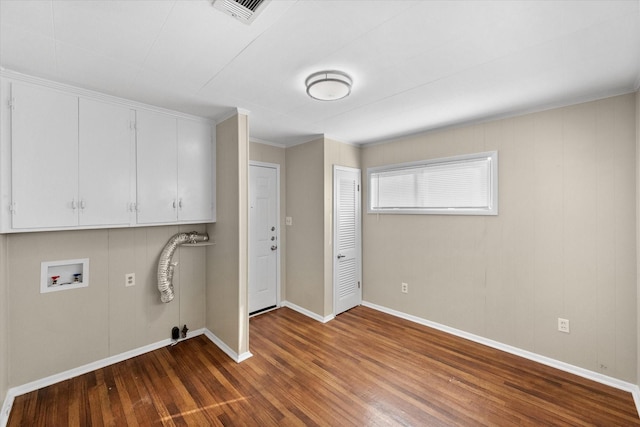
[172,200,177,209]
[80,199,86,210]
[71,199,77,210]
[178,199,183,209]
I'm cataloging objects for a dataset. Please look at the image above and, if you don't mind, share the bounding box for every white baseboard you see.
[362,300,640,418]
[0,327,249,427]
[3,305,637,426]
[1,393,12,427]
[282,300,334,323]
[202,329,253,363]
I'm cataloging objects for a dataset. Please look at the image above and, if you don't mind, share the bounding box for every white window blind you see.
[368,151,498,215]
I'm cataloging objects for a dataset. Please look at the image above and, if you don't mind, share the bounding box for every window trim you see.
[367,151,498,216]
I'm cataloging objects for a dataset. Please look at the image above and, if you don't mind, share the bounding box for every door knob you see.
[271,245,278,251]
[271,226,275,231]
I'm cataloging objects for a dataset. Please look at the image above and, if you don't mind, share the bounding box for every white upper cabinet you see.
[135,109,178,224]
[10,84,136,230]
[136,110,214,225]
[2,76,215,232]
[177,118,214,222]
[11,83,79,229]
[79,98,134,226]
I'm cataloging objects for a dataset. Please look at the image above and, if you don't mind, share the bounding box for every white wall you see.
[361,93,637,382]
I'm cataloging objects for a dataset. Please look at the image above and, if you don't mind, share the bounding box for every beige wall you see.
[1,112,250,392]
[0,92,636,400]
[285,138,325,315]
[323,139,361,317]
[637,90,640,387]
[285,137,361,318]
[6,224,207,387]
[0,234,6,402]
[206,113,249,356]
[362,93,637,382]
[249,142,287,301]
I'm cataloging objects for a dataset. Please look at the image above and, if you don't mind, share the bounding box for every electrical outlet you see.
[286,216,293,226]
[558,318,570,333]
[125,273,135,287]
[401,282,408,293]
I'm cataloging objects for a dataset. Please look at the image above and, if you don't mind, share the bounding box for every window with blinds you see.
[368,151,498,215]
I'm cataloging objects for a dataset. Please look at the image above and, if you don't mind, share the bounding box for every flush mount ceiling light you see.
[305,70,352,101]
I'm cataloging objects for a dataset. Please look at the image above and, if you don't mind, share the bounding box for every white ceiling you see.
[1,0,639,146]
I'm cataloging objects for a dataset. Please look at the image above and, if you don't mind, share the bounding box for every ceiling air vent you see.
[213,0,270,24]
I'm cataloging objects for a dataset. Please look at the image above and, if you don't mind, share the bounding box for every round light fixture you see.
[305,70,352,101]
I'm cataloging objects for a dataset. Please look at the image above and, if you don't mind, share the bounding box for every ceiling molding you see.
[323,135,360,148]
[249,137,286,149]
[363,88,640,148]
[285,134,326,148]
[215,107,252,124]
[0,69,213,123]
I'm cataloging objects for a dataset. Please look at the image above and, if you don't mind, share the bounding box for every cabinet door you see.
[136,109,177,224]
[177,118,213,222]
[79,98,134,226]
[11,83,79,229]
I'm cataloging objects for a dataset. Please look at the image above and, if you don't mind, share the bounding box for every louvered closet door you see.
[334,166,362,315]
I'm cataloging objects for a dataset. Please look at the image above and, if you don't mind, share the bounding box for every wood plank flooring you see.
[8,306,640,426]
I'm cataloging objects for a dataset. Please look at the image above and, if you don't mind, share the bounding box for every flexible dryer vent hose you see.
[157,231,209,303]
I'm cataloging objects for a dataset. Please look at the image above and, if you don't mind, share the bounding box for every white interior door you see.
[249,164,279,314]
[334,166,362,315]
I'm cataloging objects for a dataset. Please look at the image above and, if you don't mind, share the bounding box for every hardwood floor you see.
[8,306,640,426]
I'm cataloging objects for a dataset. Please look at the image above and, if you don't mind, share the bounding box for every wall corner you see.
[206,112,249,358]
